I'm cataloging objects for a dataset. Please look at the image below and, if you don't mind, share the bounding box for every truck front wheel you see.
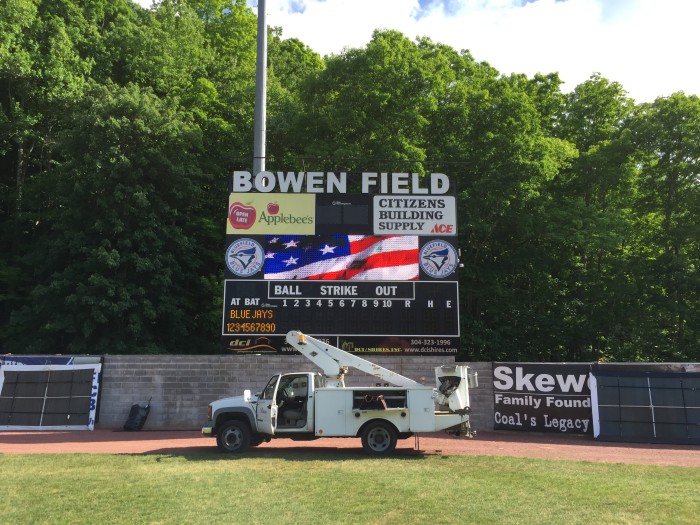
[361,421,397,455]
[216,420,252,453]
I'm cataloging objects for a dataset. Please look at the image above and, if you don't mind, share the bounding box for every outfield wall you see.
[7,355,696,443]
[97,355,494,432]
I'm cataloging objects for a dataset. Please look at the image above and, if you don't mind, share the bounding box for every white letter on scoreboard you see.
[430,173,450,194]
[233,171,252,192]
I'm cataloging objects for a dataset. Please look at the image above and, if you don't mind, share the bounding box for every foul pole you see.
[253,0,267,174]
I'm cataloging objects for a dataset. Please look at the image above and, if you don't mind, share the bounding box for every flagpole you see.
[253,0,267,174]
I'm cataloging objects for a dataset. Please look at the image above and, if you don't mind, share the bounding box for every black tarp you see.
[0,364,100,429]
[591,365,700,445]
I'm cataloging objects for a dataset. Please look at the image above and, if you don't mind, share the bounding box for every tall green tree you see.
[430,62,577,360]
[106,0,209,97]
[0,0,101,213]
[266,32,324,167]
[295,30,455,173]
[10,82,215,354]
[0,0,262,352]
[186,0,257,171]
[628,93,700,360]
[545,74,637,361]
[1,0,106,348]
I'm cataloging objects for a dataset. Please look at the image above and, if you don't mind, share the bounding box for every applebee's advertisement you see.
[226,193,316,235]
[493,363,592,434]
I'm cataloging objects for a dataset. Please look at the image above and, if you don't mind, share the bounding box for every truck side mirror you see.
[244,389,252,402]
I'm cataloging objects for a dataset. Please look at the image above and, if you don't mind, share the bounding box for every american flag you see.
[264,235,419,280]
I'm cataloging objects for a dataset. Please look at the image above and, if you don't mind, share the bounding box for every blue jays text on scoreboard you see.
[222,171,460,355]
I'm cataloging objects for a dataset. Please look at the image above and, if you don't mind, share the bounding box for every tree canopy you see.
[1,0,698,361]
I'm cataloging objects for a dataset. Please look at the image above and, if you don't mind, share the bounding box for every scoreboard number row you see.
[222,279,459,337]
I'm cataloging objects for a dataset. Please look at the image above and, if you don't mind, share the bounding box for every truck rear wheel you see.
[361,421,397,455]
[216,420,252,453]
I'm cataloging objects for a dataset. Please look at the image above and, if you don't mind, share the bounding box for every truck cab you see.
[256,372,322,434]
[204,371,322,452]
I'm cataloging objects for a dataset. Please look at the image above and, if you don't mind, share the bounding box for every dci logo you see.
[420,240,457,278]
[226,238,264,277]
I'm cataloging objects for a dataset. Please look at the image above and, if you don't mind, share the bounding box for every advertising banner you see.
[0,356,74,366]
[227,193,316,235]
[373,195,456,236]
[493,362,592,434]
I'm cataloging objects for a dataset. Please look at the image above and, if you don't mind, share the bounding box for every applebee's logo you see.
[229,202,256,229]
[226,239,264,277]
[420,240,457,278]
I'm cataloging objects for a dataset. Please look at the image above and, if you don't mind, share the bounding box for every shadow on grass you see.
[0,429,203,445]
[145,444,432,462]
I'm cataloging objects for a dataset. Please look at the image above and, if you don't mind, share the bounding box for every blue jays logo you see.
[420,240,457,278]
[226,238,264,277]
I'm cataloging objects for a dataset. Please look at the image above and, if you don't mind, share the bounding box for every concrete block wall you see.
[99,355,495,431]
[458,362,493,432]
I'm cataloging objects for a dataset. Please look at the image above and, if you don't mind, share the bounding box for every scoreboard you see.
[223,280,459,335]
[222,171,460,355]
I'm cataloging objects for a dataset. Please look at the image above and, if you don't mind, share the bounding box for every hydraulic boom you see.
[285,330,419,388]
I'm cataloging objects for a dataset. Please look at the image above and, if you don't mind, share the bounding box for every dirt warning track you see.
[1,430,698,467]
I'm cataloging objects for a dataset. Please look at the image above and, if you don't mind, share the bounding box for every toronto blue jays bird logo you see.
[419,240,457,278]
[226,238,264,277]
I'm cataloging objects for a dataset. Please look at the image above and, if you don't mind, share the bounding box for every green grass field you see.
[1,453,698,524]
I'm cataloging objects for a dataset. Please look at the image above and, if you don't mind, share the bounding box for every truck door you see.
[256,374,281,435]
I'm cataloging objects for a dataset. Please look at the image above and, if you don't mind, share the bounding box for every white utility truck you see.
[202,330,477,455]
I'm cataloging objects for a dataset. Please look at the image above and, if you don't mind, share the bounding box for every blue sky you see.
[415,0,464,18]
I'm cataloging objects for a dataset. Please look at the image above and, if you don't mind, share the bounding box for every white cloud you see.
[136,0,700,102]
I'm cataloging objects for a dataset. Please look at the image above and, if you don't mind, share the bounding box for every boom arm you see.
[285,330,420,388]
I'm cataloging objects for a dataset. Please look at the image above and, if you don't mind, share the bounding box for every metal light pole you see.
[252,0,267,174]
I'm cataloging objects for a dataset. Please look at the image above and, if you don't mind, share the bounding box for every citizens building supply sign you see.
[373,196,456,235]
[493,363,592,434]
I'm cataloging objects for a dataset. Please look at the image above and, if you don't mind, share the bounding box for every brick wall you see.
[98,355,495,432]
